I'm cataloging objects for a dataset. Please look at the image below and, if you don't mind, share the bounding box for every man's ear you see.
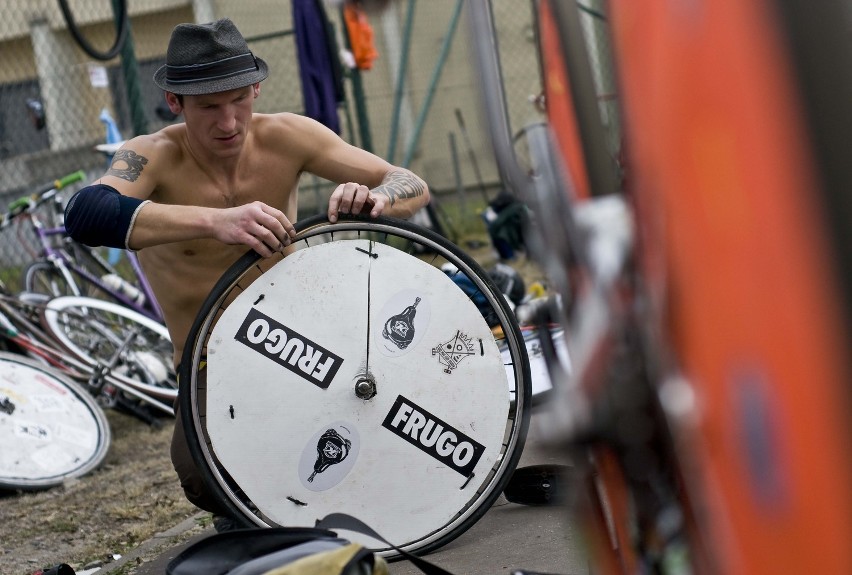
[253,83,260,98]
[165,92,183,115]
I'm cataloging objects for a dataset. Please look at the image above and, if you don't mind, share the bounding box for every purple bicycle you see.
[2,171,164,323]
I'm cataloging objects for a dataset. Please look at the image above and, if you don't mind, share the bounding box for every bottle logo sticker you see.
[375,291,430,357]
[299,422,359,491]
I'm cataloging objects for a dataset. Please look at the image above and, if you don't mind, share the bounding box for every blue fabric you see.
[444,271,501,327]
[292,0,342,134]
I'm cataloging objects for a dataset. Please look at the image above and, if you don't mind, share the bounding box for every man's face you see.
[174,84,258,155]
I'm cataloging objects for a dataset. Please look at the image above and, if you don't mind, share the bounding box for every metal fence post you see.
[112,0,148,136]
[385,0,416,163]
[401,0,463,169]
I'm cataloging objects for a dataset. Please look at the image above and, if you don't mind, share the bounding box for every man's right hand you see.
[213,201,297,257]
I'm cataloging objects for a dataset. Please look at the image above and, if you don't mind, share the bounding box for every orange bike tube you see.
[608,0,852,573]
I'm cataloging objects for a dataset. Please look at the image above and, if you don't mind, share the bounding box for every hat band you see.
[165,52,258,85]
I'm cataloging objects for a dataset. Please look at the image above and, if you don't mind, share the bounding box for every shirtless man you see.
[64,18,429,527]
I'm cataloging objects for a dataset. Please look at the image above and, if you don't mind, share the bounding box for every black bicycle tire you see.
[25,259,103,300]
[547,0,620,198]
[0,351,111,490]
[57,0,129,61]
[179,213,531,558]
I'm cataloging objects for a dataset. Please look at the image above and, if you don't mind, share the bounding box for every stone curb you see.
[90,511,209,574]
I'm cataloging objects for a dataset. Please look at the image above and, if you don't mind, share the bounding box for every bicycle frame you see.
[468,0,852,573]
[26,204,164,324]
[0,292,173,418]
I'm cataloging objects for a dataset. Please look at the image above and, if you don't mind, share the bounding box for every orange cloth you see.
[343,3,378,70]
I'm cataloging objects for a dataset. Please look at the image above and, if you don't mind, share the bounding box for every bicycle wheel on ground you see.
[40,296,177,403]
[0,351,111,490]
[180,214,531,558]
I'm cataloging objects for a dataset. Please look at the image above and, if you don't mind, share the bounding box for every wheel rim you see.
[41,296,177,401]
[0,352,110,489]
[182,215,531,557]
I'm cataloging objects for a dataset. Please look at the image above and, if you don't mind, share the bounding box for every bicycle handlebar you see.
[54,170,87,191]
[0,170,86,225]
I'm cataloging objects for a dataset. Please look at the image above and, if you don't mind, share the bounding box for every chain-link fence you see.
[0,0,616,278]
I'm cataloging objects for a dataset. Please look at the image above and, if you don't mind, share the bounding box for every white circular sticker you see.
[374,290,431,357]
[298,421,360,492]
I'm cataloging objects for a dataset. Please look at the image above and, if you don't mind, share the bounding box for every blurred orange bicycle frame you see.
[531,0,852,572]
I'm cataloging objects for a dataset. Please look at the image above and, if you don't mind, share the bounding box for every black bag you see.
[166,514,454,575]
[35,565,76,575]
[166,527,353,575]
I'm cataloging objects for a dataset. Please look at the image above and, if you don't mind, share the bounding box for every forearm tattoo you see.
[372,170,426,207]
[106,149,148,182]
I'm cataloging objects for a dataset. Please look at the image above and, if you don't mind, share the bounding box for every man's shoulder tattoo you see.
[106,149,149,182]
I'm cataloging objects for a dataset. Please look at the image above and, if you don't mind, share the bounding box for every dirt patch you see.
[0,411,201,575]
[0,232,548,575]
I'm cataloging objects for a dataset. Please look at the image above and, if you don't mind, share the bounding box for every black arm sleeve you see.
[64,184,148,249]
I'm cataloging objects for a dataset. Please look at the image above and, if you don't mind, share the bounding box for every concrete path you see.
[97,408,589,575]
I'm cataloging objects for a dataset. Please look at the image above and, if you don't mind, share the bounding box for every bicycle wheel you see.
[24,260,78,298]
[41,296,177,403]
[0,351,111,490]
[180,214,531,558]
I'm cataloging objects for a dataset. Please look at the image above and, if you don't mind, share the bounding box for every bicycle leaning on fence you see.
[1,170,164,323]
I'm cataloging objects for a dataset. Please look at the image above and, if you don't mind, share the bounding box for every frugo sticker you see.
[298,421,360,492]
[375,291,430,357]
[382,395,485,477]
[234,307,344,389]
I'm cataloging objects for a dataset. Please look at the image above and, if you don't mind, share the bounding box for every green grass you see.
[0,265,25,293]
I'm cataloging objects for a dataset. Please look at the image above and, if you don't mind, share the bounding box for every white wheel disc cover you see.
[206,239,511,547]
[0,359,103,485]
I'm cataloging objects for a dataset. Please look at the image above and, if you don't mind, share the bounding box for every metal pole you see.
[112,0,148,136]
[449,131,468,222]
[454,108,490,204]
[385,0,416,163]
[401,0,464,169]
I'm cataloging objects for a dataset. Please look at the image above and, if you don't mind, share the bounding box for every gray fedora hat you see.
[153,18,268,95]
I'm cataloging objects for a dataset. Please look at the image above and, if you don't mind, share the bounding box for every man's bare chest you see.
[157,156,300,209]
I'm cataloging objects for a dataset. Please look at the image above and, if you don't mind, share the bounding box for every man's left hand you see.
[328,182,386,223]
